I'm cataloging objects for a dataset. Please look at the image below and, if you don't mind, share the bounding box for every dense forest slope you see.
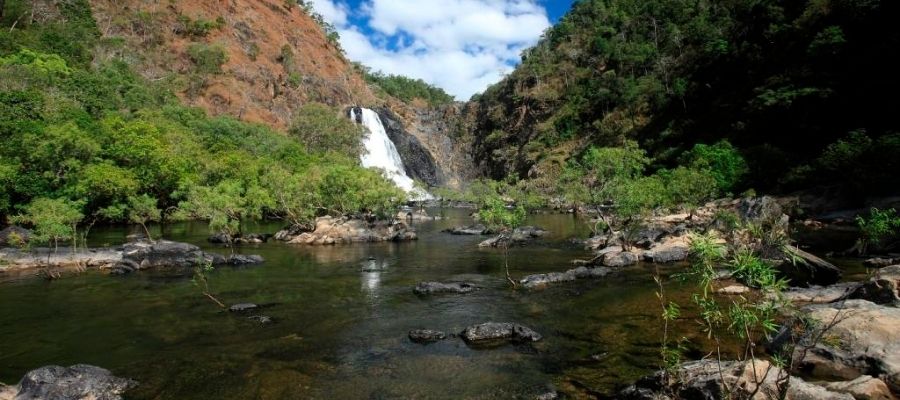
[468,0,900,198]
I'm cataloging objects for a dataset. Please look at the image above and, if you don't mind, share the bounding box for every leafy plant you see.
[854,208,900,255]
[187,43,227,74]
[478,194,526,288]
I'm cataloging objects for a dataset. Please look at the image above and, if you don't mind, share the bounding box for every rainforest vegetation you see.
[0,0,403,247]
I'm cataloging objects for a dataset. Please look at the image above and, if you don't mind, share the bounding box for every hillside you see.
[467,0,900,199]
[87,0,376,129]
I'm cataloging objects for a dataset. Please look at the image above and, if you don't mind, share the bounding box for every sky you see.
[308,0,576,100]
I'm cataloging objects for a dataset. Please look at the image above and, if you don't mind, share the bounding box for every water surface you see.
[1,209,710,399]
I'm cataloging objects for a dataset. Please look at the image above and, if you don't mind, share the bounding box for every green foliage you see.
[182,179,273,237]
[176,15,225,38]
[661,167,719,212]
[11,198,83,249]
[855,208,900,254]
[681,141,747,194]
[127,194,161,240]
[187,43,227,74]
[786,131,900,195]
[288,103,364,156]
[477,195,526,232]
[359,66,454,105]
[296,0,343,52]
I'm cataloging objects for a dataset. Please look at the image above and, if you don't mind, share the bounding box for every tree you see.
[606,176,667,250]
[127,194,161,242]
[478,194,526,288]
[181,180,273,246]
[12,198,84,263]
[288,102,364,156]
[663,166,719,218]
[681,141,747,194]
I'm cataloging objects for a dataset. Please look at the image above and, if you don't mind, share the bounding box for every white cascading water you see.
[351,108,431,200]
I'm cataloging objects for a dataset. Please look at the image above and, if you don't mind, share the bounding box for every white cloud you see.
[310,0,550,100]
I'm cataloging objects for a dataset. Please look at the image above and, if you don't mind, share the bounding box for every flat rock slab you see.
[780,283,858,304]
[443,225,488,235]
[408,329,447,343]
[717,285,751,295]
[414,282,477,295]
[461,322,542,345]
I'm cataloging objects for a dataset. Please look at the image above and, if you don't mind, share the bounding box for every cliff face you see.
[88,0,376,129]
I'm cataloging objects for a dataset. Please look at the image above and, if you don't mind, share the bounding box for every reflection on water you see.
[0,208,716,399]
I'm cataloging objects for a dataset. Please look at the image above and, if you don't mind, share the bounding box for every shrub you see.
[288,103,364,156]
[187,43,227,74]
[855,208,900,254]
[681,140,747,194]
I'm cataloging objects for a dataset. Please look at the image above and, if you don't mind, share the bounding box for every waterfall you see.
[351,108,431,200]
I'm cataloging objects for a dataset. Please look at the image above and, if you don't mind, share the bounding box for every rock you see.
[584,235,610,250]
[376,108,444,187]
[779,248,843,286]
[619,359,852,400]
[461,322,542,344]
[207,233,232,244]
[643,236,690,263]
[864,258,900,268]
[120,240,212,270]
[520,266,611,289]
[789,300,900,393]
[510,226,548,241]
[849,265,900,305]
[0,226,30,246]
[13,364,136,400]
[718,284,751,295]
[225,254,265,265]
[282,216,417,245]
[824,376,895,400]
[229,303,259,312]
[274,224,311,241]
[248,315,273,324]
[781,283,858,304]
[602,250,640,267]
[397,209,438,221]
[408,329,447,343]
[413,282,477,295]
[443,224,489,235]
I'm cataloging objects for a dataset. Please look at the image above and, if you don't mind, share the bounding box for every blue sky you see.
[309,0,575,99]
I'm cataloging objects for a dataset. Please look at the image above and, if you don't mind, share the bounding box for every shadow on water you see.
[0,208,719,399]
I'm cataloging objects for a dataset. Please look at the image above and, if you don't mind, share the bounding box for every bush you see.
[855,208,900,254]
[187,43,227,74]
[288,103,364,156]
[681,140,747,194]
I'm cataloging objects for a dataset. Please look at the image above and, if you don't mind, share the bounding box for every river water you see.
[0,209,730,399]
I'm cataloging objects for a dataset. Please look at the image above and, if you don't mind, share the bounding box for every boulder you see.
[789,300,900,393]
[780,283,858,304]
[643,236,690,263]
[443,224,489,235]
[461,322,542,345]
[848,265,900,305]
[207,233,232,244]
[397,209,438,221]
[619,359,852,400]
[864,258,900,269]
[225,254,265,265]
[520,266,612,289]
[12,364,136,400]
[823,375,895,400]
[408,329,447,343]
[281,216,417,245]
[511,226,548,241]
[413,282,477,295]
[778,248,843,286]
[602,250,640,267]
[120,240,213,269]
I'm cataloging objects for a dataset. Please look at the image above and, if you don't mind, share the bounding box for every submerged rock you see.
[225,254,265,265]
[461,322,542,344]
[520,266,612,289]
[413,282,477,295]
[229,303,259,312]
[11,364,136,400]
[408,329,447,343]
[443,224,489,235]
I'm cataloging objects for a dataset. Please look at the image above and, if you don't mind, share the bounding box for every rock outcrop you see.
[408,330,447,343]
[477,227,548,247]
[620,359,853,400]
[277,216,417,245]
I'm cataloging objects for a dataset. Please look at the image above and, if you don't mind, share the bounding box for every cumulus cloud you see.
[309,0,550,100]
